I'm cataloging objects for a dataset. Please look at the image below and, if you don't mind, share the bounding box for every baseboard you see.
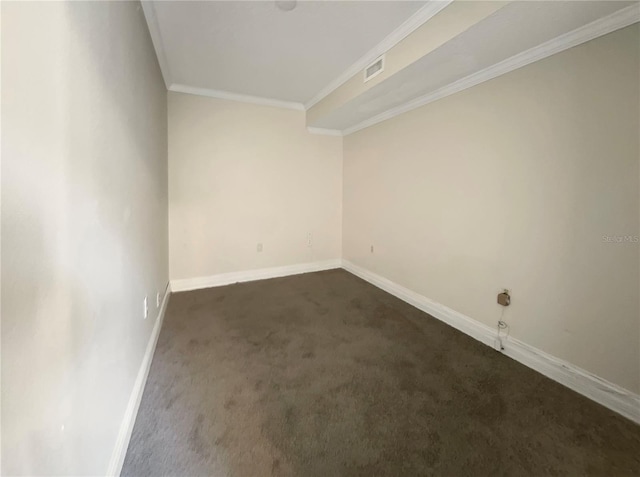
[341,259,640,424]
[106,282,171,476]
[500,337,640,424]
[170,259,342,292]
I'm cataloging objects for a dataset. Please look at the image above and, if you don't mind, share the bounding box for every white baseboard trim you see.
[341,259,640,424]
[106,282,171,476]
[170,259,342,293]
[501,335,640,424]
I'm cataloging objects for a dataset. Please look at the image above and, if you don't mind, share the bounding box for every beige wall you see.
[169,92,342,281]
[2,5,637,475]
[2,2,169,475]
[343,25,640,393]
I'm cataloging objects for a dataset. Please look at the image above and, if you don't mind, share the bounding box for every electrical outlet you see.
[143,296,148,319]
[307,232,312,247]
[156,292,161,308]
[257,243,263,252]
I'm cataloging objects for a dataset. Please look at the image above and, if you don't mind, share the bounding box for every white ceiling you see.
[145,1,426,104]
[310,0,637,131]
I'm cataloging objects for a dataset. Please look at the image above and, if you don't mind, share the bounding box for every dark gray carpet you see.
[122,269,640,476]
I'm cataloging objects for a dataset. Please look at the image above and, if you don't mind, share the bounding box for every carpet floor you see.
[122,269,640,476]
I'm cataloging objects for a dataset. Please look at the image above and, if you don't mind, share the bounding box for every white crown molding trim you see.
[342,259,640,424]
[171,259,342,293]
[307,127,343,137]
[169,83,305,111]
[303,0,453,111]
[342,3,640,136]
[106,281,171,476]
[141,1,172,89]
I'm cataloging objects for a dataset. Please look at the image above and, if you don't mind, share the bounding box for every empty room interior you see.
[2,0,640,475]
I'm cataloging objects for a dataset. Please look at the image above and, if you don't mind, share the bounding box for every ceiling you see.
[144,1,426,104]
[310,0,637,131]
[144,1,639,134]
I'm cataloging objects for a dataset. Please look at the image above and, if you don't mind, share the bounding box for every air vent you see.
[364,55,385,82]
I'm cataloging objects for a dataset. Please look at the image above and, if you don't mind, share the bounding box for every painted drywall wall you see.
[169,92,343,281]
[343,25,640,393]
[2,2,169,475]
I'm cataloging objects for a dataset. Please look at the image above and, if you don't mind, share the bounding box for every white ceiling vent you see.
[364,55,385,83]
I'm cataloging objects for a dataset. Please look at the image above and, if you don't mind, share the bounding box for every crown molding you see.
[307,127,343,137]
[142,1,305,111]
[169,84,305,111]
[141,1,172,89]
[303,0,453,111]
[342,3,640,136]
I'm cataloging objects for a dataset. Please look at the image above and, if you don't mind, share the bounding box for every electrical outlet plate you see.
[497,291,511,306]
[143,296,148,319]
